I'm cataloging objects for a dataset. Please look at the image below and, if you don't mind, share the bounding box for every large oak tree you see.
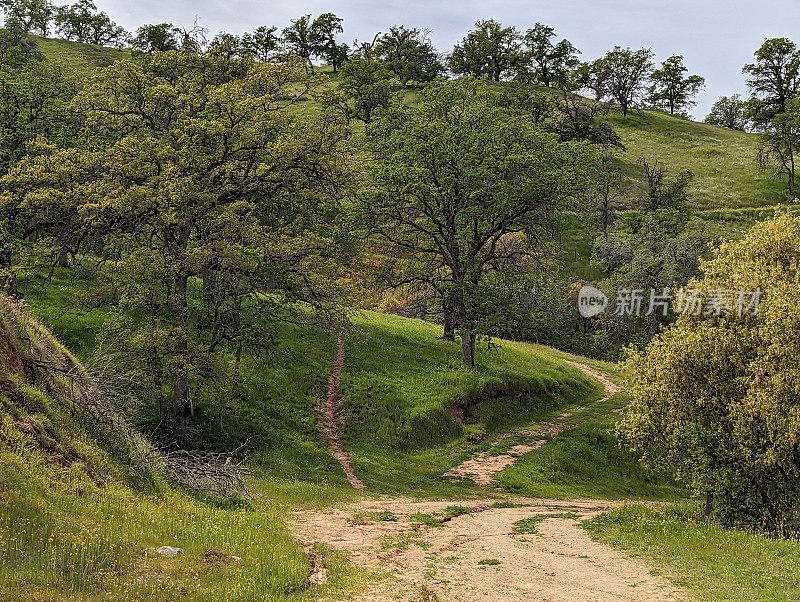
[362,77,594,366]
[3,52,355,419]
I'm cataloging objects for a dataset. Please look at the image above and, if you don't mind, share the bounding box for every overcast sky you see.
[96,0,800,119]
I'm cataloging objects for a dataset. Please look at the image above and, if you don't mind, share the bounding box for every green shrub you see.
[619,211,800,531]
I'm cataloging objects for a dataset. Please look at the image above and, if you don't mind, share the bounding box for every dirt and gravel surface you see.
[292,497,686,601]
[321,335,365,490]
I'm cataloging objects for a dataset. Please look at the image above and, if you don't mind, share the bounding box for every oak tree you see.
[363,77,593,365]
[3,53,355,419]
[648,55,705,116]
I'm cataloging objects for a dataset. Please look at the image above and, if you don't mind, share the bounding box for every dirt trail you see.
[445,360,622,485]
[321,335,364,490]
[292,497,685,601]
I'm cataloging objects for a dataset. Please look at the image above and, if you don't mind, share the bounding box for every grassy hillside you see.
[35,36,129,80]
[18,269,607,494]
[0,295,360,600]
[339,311,604,493]
[16,37,798,597]
[31,37,782,216]
[17,267,682,503]
[4,272,689,598]
[609,110,783,212]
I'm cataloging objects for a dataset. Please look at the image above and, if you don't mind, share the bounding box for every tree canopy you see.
[2,53,356,421]
[362,77,594,365]
[619,211,800,529]
[705,94,748,131]
[648,55,705,116]
[448,19,521,82]
[743,37,800,127]
[518,23,580,88]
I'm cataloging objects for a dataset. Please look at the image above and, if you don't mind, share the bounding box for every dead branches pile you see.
[151,445,253,499]
[37,355,251,497]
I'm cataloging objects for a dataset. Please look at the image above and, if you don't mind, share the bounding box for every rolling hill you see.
[6,35,799,601]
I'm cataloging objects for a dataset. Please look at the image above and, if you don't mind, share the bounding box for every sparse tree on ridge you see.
[448,19,522,82]
[648,55,705,116]
[705,94,748,131]
[310,12,348,72]
[0,0,53,35]
[54,0,126,47]
[518,23,580,88]
[242,25,279,62]
[743,37,800,127]
[131,23,182,54]
[758,98,799,198]
[373,25,444,85]
[584,46,654,117]
[282,14,314,70]
[209,32,249,62]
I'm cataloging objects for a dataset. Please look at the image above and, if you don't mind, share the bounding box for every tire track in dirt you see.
[321,335,365,490]
[444,360,622,485]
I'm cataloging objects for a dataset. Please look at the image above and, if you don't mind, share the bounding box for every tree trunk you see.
[171,270,190,416]
[57,249,68,268]
[461,331,475,367]
[704,493,714,519]
[443,301,455,341]
[201,267,216,301]
[232,341,242,398]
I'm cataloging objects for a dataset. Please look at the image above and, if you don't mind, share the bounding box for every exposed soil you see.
[444,360,622,485]
[291,497,686,601]
[562,360,623,402]
[321,335,365,490]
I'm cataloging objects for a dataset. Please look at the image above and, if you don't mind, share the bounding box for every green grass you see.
[349,511,398,525]
[21,270,604,496]
[558,109,790,279]
[513,513,578,535]
[19,268,356,487]
[35,36,129,80]
[0,298,363,601]
[585,504,800,601]
[608,110,785,212]
[410,513,445,528]
[496,393,685,500]
[338,311,604,493]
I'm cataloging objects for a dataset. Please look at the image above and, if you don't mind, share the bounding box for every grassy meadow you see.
[35,36,130,79]
[585,505,800,601]
[608,110,783,212]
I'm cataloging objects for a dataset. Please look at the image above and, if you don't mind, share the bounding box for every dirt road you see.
[305,345,678,599]
[292,497,685,601]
